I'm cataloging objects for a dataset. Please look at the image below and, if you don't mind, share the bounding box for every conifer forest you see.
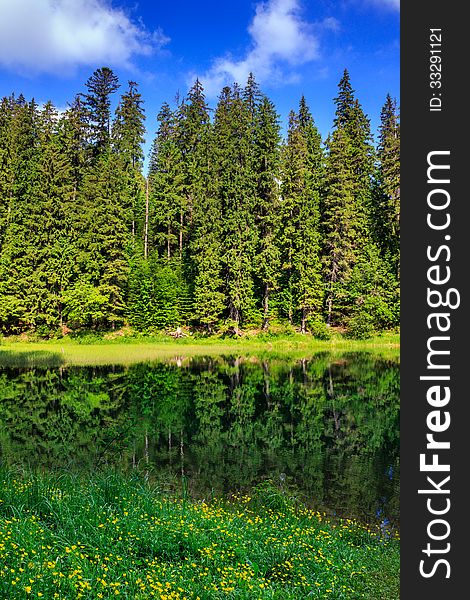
[0,68,400,338]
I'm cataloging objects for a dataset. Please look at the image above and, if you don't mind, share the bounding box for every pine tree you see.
[112,80,146,242]
[0,96,14,253]
[281,99,324,332]
[84,67,120,154]
[322,127,357,325]
[375,94,400,273]
[0,97,40,331]
[213,85,257,331]
[71,152,130,329]
[322,71,376,326]
[148,102,185,260]
[252,94,281,329]
[176,79,212,260]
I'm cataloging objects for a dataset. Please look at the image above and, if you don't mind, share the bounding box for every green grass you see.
[0,469,399,599]
[0,331,399,366]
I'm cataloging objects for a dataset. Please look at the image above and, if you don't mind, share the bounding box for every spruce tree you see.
[113,81,145,170]
[0,96,13,254]
[191,136,225,331]
[322,71,376,327]
[112,80,146,242]
[84,67,120,153]
[148,102,185,260]
[213,85,257,331]
[252,94,281,330]
[183,82,225,331]
[322,126,357,326]
[32,102,76,328]
[62,95,91,198]
[0,97,40,331]
[375,94,400,273]
[281,99,324,332]
[176,79,212,260]
[71,152,131,329]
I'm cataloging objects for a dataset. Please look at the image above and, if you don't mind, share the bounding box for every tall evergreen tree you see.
[183,82,225,331]
[113,81,146,170]
[62,94,91,197]
[375,94,400,273]
[253,94,281,330]
[33,102,77,327]
[70,152,131,329]
[322,71,376,326]
[176,79,212,260]
[214,85,257,331]
[281,100,324,332]
[0,97,40,331]
[322,127,357,326]
[148,102,185,260]
[112,80,146,241]
[84,67,120,153]
[0,96,13,253]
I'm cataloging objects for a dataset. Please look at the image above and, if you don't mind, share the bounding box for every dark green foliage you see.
[280,99,324,332]
[374,94,400,274]
[322,127,358,325]
[76,152,131,328]
[84,66,120,153]
[252,94,282,330]
[0,69,399,335]
[127,256,192,330]
[322,70,381,332]
[214,84,258,329]
[113,81,146,170]
[112,81,147,244]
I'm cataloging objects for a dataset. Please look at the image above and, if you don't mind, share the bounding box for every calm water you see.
[0,352,399,525]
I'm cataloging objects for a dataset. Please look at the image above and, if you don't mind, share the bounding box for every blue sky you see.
[0,0,399,167]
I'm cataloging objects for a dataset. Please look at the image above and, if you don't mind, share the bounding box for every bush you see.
[308,320,331,340]
[346,311,375,340]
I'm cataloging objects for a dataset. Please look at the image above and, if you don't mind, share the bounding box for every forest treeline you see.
[0,68,399,338]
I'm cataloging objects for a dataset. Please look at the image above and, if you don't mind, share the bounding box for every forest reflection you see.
[0,352,399,524]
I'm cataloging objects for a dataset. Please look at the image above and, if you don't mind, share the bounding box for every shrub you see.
[308,320,331,340]
[346,311,375,339]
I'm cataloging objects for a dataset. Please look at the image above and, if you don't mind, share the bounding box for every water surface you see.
[0,352,399,525]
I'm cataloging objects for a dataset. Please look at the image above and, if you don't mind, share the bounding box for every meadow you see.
[0,331,400,366]
[0,469,399,600]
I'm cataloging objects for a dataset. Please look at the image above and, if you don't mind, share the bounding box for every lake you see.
[0,351,399,526]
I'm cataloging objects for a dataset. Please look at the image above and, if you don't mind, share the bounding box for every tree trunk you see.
[262,284,270,331]
[327,256,338,326]
[179,208,183,259]
[144,178,149,259]
[230,305,240,335]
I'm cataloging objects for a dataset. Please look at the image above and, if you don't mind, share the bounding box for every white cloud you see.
[0,0,169,74]
[193,0,335,96]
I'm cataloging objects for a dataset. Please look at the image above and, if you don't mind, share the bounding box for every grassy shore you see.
[0,469,399,600]
[0,331,399,366]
